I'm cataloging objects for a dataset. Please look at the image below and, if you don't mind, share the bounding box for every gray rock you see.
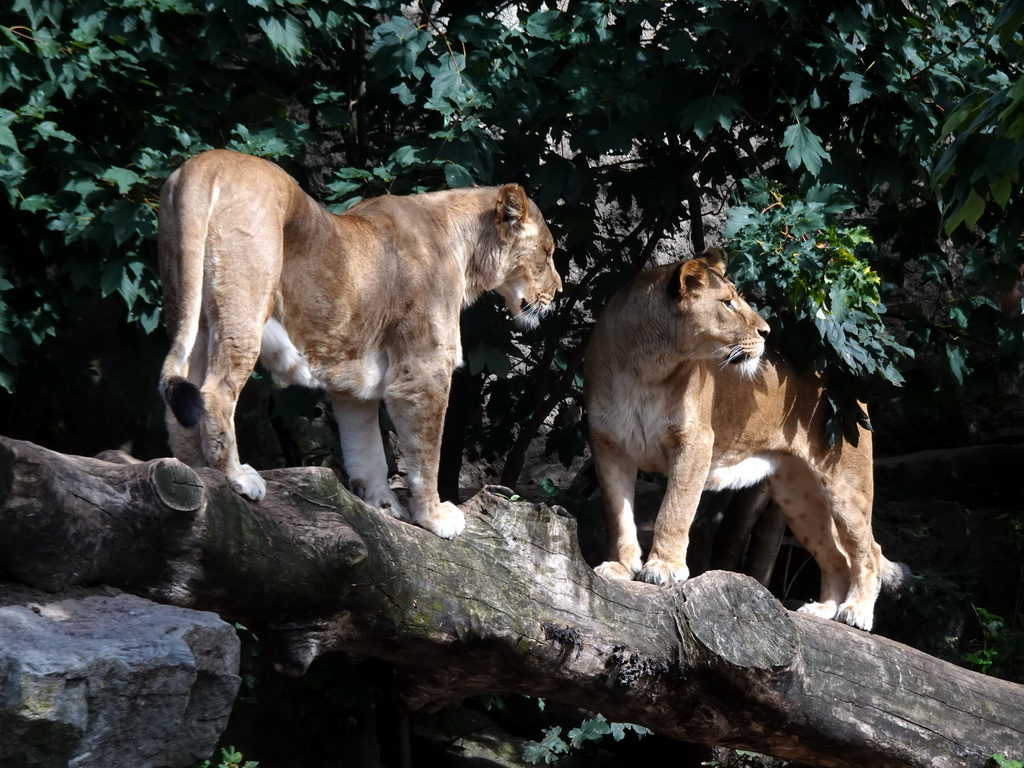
[0,587,240,768]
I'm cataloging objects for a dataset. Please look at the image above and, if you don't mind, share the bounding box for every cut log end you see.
[330,530,369,570]
[681,571,800,670]
[148,458,205,512]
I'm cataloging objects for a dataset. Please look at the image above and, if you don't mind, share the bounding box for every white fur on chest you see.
[597,389,675,470]
[259,318,388,400]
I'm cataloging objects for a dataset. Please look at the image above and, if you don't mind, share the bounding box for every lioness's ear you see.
[698,247,727,275]
[667,259,708,300]
[496,184,529,230]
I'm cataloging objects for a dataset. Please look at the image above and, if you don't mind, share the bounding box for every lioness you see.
[159,149,561,539]
[583,249,903,631]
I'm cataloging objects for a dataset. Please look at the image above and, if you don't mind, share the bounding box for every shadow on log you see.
[0,435,1022,768]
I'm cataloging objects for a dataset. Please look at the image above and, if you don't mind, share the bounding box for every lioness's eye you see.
[723,299,735,311]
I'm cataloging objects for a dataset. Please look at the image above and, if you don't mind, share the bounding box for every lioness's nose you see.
[758,326,769,339]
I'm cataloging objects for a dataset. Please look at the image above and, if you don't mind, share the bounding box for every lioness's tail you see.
[881,556,911,594]
[158,163,211,429]
[163,376,204,429]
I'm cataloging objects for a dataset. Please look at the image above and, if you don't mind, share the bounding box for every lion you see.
[158,149,561,539]
[583,248,904,631]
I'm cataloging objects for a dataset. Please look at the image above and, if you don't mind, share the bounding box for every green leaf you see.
[941,93,986,141]
[568,714,611,748]
[680,94,740,140]
[0,124,18,151]
[961,188,987,230]
[101,167,143,194]
[521,743,552,765]
[945,342,969,386]
[35,121,76,143]
[370,18,428,78]
[101,200,150,246]
[723,206,758,239]
[992,175,1012,210]
[100,260,124,299]
[840,72,872,105]
[137,306,161,335]
[782,122,831,176]
[444,162,474,189]
[0,331,23,366]
[524,10,564,41]
[1,24,32,53]
[258,14,307,64]
[391,82,416,106]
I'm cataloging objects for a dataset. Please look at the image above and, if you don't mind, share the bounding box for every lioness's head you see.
[667,248,770,378]
[491,184,562,328]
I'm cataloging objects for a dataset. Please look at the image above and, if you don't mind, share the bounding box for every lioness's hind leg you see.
[828,474,883,631]
[201,374,265,501]
[166,411,203,467]
[199,315,271,502]
[769,456,850,622]
[165,341,208,468]
[329,394,406,520]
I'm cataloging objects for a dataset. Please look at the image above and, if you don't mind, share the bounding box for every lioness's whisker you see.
[519,297,554,320]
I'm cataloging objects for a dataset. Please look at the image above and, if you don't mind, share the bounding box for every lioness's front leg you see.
[590,433,642,580]
[640,437,713,585]
[385,368,465,540]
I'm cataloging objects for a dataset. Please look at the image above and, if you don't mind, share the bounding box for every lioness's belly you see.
[704,454,778,491]
[259,318,388,399]
[637,450,777,491]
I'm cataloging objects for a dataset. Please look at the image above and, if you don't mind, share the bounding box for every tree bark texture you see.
[0,435,1021,768]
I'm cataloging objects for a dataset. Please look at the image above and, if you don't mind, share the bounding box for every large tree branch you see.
[0,435,1021,768]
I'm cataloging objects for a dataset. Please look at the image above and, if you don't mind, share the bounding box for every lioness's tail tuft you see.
[881,557,912,594]
[163,377,204,428]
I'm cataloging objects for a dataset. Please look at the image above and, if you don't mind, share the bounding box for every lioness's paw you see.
[594,561,637,581]
[796,601,839,621]
[229,464,266,501]
[417,501,465,540]
[353,482,409,521]
[835,600,874,632]
[637,558,688,585]
[374,489,409,521]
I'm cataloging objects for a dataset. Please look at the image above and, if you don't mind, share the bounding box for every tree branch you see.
[1,435,1022,768]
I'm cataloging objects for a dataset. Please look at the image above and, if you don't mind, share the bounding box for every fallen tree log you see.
[0,435,1021,768]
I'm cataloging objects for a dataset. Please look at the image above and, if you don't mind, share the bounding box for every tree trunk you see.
[0,435,1021,768]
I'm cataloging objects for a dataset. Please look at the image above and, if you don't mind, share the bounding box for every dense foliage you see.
[2,0,1023,465]
[725,179,914,444]
[936,2,1024,256]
